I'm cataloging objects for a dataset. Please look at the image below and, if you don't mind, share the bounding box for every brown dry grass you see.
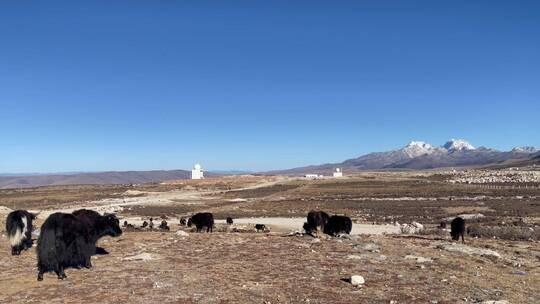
[0,230,538,303]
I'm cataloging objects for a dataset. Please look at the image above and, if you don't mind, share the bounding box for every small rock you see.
[350,275,365,286]
[124,252,159,261]
[436,243,501,259]
[175,230,189,237]
[405,255,433,263]
[353,243,381,253]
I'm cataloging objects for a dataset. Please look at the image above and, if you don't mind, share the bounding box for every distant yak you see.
[255,224,266,232]
[180,217,187,226]
[450,217,466,243]
[304,210,330,235]
[323,215,352,236]
[159,220,170,231]
[6,210,36,255]
[226,217,234,225]
[188,213,214,233]
[37,211,122,281]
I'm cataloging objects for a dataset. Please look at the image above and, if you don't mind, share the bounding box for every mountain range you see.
[0,170,193,189]
[274,139,539,174]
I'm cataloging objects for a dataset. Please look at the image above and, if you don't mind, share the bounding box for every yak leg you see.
[56,265,66,280]
[37,268,44,281]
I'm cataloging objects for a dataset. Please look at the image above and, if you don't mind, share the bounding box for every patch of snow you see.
[512,146,538,153]
[443,139,475,151]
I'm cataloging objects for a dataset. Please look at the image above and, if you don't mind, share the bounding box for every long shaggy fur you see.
[36,211,122,281]
[304,210,330,234]
[450,217,466,243]
[323,215,352,236]
[6,210,36,255]
[188,212,214,232]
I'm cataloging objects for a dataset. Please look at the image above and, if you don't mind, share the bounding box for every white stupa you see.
[191,163,204,180]
[333,168,343,178]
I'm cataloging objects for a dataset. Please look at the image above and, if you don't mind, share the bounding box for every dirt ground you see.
[0,172,539,303]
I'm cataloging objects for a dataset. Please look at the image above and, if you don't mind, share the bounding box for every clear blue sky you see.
[1,1,539,173]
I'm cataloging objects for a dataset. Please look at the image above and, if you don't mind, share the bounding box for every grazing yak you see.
[226,217,234,225]
[149,218,154,229]
[141,221,149,228]
[72,209,121,255]
[450,217,466,243]
[188,213,214,233]
[36,211,122,281]
[304,210,330,235]
[180,217,187,226]
[159,220,170,231]
[323,215,352,236]
[6,210,36,255]
[255,224,266,232]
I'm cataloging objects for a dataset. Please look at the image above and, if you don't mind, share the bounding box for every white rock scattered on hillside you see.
[350,275,365,287]
[447,170,540,184]
[124,252,160,261]
[405,255,433,263]
[175,230,189,237]
[436,243,501,259]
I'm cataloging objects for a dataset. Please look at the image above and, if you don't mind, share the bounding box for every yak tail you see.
[7,216,28,247]
[36,224,61,269]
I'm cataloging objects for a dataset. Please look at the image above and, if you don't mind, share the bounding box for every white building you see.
[333,168,343,178]
[191,163,204,180]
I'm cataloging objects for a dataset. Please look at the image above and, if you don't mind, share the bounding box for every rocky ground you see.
[0,171,539,303]
[0,229,538,303]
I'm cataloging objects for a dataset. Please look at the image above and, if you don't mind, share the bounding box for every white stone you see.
[176,230,189,236]
[350,275,365,286]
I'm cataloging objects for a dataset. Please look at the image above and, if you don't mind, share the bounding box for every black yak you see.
[180,217,187,226]
[159,220,170,231]
[72,209,122,255]
[37,211,122,281]
[141,221,149,228]
[6,210,36,255]
[226,217,233,225]
[323,215,352,236]
[304,210,330,234]
[187,213,214,233]
[149,218,154,229]
[450,217,466,243]
[255,224,266,232]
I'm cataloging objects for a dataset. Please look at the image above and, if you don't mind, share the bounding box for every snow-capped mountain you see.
[511,146,539,153]
[273,139,539,174]
[443,139,475,151]
[401,141,445,158]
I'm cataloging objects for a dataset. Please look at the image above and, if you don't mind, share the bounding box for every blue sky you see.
[1,1,539,173]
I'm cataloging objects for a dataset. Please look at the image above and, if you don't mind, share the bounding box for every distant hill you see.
[484,151,540,169]
[0,170,194,189]
[271,139,539,175]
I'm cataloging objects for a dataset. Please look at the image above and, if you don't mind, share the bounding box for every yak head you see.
[187,218,193,227]
[99,214,123,238]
